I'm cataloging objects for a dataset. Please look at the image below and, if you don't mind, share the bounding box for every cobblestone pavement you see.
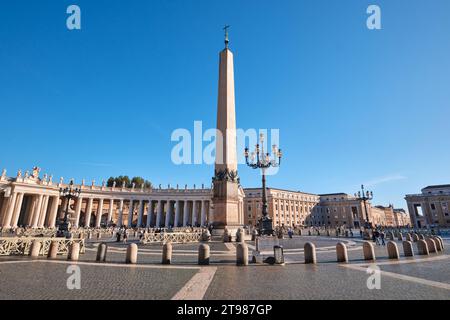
[0,236,449,300]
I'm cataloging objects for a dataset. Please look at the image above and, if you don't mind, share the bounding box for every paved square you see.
[1,236,449,300]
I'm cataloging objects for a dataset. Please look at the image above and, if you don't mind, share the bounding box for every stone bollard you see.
[126,243,138,264]
[397,233,403,241]
[29,241,41,258]
[47,241,59,259]
[412,234,419,242]
[402,241,414,257]
[418,234,425,240]
[405,233,412,242]
[304,242,316,264]
[417,239,429,255]
[434,236,444,251]
[432,237,443,252]
[236,243,248,266]
[162,242,172,265]
[88,231,92,239]
[388,231,395,240]
[198,244,210,265]
[426,238,437,253]
[336,242,348,263]
[387,241,399,259]
[68,242,80,261]
[363,241,376,261]
[96,243,108,262]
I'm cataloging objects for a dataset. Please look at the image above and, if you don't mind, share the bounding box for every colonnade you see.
[0,190,211,229]
[70,197,211,228]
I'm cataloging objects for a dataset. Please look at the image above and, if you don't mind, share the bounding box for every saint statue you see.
[31,166,41,179]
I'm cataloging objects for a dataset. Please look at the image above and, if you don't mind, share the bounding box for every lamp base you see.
[258,216,274,236]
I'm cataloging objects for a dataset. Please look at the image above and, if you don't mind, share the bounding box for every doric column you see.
[38,195,50,228]
[10,193,25,228]
[117,199,124,227]
[201,200,207,226]
[127,200,134,227]
[107,199,114,225]
[95,198,104,228]
[155,200,163,227]
[174,200,181,227]
[25,196,37,226]
[85,198,94,227]
[165,201,173,227]
[31,194,44,228]
[2,192,18,228]
[73,197,83,228]
[146,200,153,228]
[183,200,190,226]
[47,196,60,228]
[192,201,198,226]
[136,200,144,228]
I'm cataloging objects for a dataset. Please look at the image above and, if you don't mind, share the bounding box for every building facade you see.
[405,184,450,228]
[243,188,405,229]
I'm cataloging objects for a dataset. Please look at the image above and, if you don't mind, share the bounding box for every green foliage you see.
[106,176,152,189]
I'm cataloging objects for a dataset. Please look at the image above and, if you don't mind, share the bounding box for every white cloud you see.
[364,174,407,187]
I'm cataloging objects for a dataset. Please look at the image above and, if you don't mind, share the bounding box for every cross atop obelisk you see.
[224,25,230,48]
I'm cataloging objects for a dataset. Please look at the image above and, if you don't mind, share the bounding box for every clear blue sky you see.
[1,0,449,209]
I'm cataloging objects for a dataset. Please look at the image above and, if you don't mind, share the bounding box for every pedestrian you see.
[123,230,128,243]
[380,231,385,246]
[374,230,381,245]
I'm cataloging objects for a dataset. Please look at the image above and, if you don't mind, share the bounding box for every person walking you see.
[380,231,386,246]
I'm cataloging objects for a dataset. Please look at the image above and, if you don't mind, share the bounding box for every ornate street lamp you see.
[354,184,373,229]
[59,179,81,234]
[245,133,282,236]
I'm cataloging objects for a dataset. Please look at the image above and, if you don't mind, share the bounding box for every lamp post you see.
[354,184,373,229]
[59,179,81,235]
[245,133,282,236]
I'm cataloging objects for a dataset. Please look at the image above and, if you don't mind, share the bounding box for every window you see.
[431,203,436,210]
[414,204,424,217]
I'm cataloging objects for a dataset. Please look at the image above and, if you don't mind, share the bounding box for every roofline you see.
[243,187,318,196]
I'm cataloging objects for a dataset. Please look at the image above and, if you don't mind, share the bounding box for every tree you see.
[106,175,152,189]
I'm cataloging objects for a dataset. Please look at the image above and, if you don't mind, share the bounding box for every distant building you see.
[405,184,450,228]
[244,188,402,228]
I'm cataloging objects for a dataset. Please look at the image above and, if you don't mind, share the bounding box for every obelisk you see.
[212,26,243,234]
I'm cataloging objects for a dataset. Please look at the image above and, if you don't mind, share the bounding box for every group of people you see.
[371,229,386,246]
